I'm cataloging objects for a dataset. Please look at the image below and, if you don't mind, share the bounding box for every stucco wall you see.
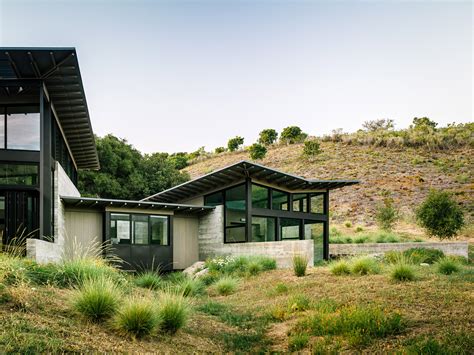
[197,206,314,268]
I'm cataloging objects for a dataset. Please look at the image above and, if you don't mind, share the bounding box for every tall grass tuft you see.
[174,276,205,297]
[72,277,121,322]
[55,258,124,287]
[292,254,308,277]
[157,291,190,334]
[390,263,416,282]
[350,257,380,275]
[436,258,460,275]
[134,271,162,290]
[113,297,159,338]
[214,276,239,296]
[330,260,351,276]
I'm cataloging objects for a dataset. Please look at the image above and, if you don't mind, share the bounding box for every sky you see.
[0,0,472,154]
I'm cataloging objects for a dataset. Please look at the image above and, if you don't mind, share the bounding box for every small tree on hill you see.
[303,139,322,157]
[416,190,464,239]
[168,152,189,170]
[411,117,438,131]
[248,143,267,160]
[375,192,398,230]
[258,129,278,146]
[227,136,244,152]
[214,147,226,154]
[362,119,394,132]
[280,126,307,144]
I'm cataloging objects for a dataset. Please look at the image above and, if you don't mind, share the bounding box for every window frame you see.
[1,105,41,152]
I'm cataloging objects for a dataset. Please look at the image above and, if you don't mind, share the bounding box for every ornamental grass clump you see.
[175,276,205,297]
[330,260,351,276]
[55,258,123,288]
[113,297,159,338]
[72,276,121,323]
[157,291,190,334]
[436,258,461,275]
[292,254,308,277]
[390,263,416,282]
[214,276,239,296]
[350,257,380,275]
[134,271,162,290]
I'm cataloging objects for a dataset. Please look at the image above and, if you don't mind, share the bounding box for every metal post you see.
[323,190,330,260]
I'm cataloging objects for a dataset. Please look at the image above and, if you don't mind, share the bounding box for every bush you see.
[227,136,244,152]
[355,226,364,233]
[258,129,278,145]
[274,283,288,294]
[134,272,162,290]
[174,277,205,297]
[113,297,159,338]
[253,256,277,271]
[302,139,322,157]
[214,276,239,296]
[246,261,262,276]
[436,258,460,275]
[247,143,267,160]
[288,294,311,312]
[403,247,444,264]
[362,118,395,132]
[205,255,276,276]
[199,271,219,286]
[214,146,226,154]
[390,263,416,282]
[375,196,398,231]
[72,277,121,322]
[292,255,308,277]
[280,126,307,144]
[157,291,190,334]
[288,333,309,351]
[416,190,464,239]
[330,260,351,276]
[344,221,352,228]
[350,257,380,275]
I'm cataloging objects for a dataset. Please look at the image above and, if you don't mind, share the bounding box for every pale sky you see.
[0,0,472,153]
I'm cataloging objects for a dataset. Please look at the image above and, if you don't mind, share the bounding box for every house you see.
[0,47,359,270]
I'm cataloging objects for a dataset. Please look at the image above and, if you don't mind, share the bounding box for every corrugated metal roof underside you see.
[61,196,215,214]
[0,47,99,169]
[143,160,359,203]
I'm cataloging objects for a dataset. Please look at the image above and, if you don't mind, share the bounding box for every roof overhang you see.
[61,196,215,215]
[143,160,359,203]
[0,47,99,170]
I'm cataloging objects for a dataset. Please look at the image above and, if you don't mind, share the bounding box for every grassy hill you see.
[184,141,473,237]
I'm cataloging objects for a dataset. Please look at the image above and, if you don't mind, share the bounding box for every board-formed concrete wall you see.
[197,206,314,268]
[330,241,469,258]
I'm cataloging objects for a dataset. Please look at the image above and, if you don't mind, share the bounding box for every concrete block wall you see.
[198,206,314,268]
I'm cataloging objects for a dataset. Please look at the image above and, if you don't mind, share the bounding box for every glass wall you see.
[52,120,77,185]
[251,216,276,242]
[252,184,269,209]
[1,107,40,151]
[293,193,308,212]
[0,163,38,186]
[272,189,289,210]
[281,218,301,240]
[204,191,224,206]
[225,184,246,243]
[110,213,169,245]
[304,221,324,262]
[310,193,325,214]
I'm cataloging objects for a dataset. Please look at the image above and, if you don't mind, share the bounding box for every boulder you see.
[183,261,206,277]
[194,268,209,278]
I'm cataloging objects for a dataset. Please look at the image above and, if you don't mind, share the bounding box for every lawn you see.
[0,252,472,353]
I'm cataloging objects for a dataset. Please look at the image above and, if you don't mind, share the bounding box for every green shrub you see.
[344,221,352,228]
[274,283,288,294]
[113,297,159,338]
[288,333,309,351]
[303,139,322,157]
[246,261,262,276]
[248,143,267,160]
[175,277,205,297]
[134,272,162,290]
[350,257,380,275]
[55,258,123,287]
[205,255,276,276]
[199,271,219,286]
[288,294,311,312]
[72,277,121,322]
[330,260,351,276]
[355,226,364,233]
[390,263,416,282]
[403,247,444,264]
[258,129,278,145]
[280,126,307,144]
[215,276,239,296]
[227,136,244,152]
[292,254,308,277]
[253,256,277,271]
[157,292,190,334]
[23,262,60,285]
[437,258,460,275]
[375,197,398,231]
[354,235,369,244]
[416,190,465,239]
[214,146,226,154]
[330,227,341,237]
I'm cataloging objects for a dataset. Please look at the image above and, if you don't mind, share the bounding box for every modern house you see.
[0,47,359,270]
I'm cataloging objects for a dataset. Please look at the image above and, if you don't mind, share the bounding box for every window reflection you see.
[6,112,40,151]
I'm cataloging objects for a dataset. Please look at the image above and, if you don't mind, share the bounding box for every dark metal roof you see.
[0,47,99,169]
[61,196,214,214]
[143,160,359,203]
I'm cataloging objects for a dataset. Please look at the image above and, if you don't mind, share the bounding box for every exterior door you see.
[2,190,39,245]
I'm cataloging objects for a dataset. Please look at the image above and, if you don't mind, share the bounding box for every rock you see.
[183,261,206,277]
[420,263,430,267]
[194,268,209,278]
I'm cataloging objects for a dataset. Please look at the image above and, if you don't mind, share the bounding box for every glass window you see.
[0,108,4,149]
[310,193,325,214]
[151,216,168,245]
[281,218,301,240]
[226,226,246,243]
[110,214,131,244]
[252,184,269,209]
[204,191,224,206]
[0,163,38,186]
[132,215,149,244]
[251,216,276,242]
[272,189,289,210]
[225,184,246,242]
[292,193,308,212]
[305,221,324,263]
[6,112,40,150]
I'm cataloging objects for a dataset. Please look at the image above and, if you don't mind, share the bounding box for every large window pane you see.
[225,184,246,243]
[226,227,246,243]
[0,108,4,149]
[7,112,40,150]
[0,163,38,186]
[151,216,168,245]
[132,215,149,245]
[281,218,300,240]
[305,221,324,263]
[251,216,276,242]
[292,193,308,212]
[272,190,289,210]
[252,184,269,209]
[310,193,325,214]
[110,214,131,244]
[204,191,224,206]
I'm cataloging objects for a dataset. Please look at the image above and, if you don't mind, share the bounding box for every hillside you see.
[184,142,473,231]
